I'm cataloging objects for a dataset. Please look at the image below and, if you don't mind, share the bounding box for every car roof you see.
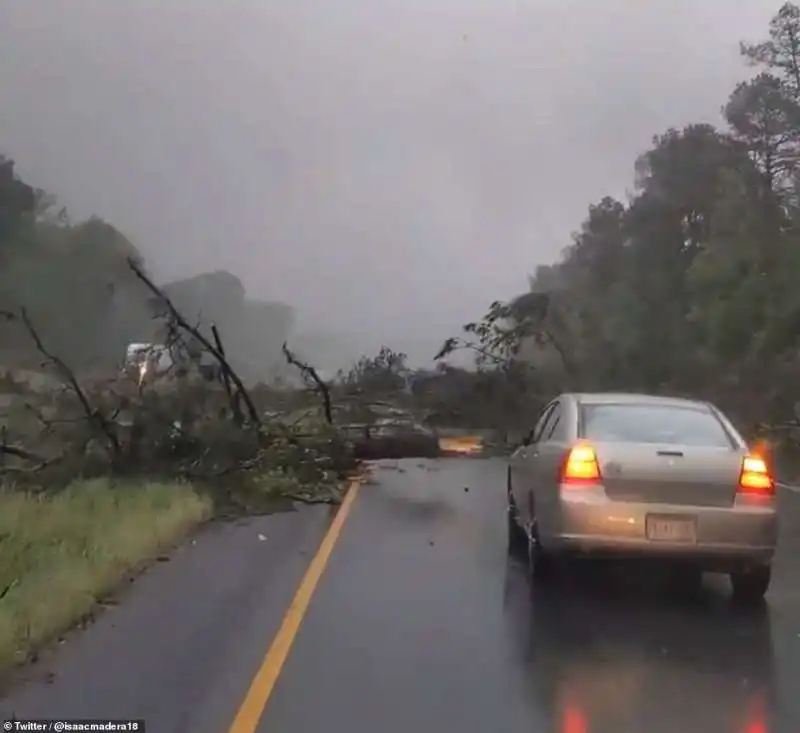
[564,392,711,410]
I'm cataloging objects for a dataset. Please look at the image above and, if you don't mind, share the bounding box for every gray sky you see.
[0,0,781,363]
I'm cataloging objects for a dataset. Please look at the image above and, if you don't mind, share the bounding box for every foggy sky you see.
[0,0,781,364]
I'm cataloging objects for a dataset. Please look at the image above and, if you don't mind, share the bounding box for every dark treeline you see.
[0,163,295,380]
[446,3,800,443]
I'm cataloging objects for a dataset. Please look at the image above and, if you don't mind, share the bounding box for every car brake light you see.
[737,455,775,496]
[561,441,601,486]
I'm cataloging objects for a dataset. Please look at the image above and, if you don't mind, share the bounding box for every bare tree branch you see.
[12,308,122,456]
[126,257,262,428]
[282,343,333,424]
[0,442,47,463]
[211,322,244,426]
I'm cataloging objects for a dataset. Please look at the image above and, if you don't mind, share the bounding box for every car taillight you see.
[561,441,601,486]
[737,454,775,496]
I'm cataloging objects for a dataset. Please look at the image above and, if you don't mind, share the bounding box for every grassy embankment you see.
[0,479,212,675]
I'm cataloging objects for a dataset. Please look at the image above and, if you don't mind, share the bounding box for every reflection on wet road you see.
[2,457,799,732]
[504,559,775,732]
[260,458,800,733]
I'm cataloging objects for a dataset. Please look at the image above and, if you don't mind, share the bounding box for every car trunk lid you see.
[595,442,742,507]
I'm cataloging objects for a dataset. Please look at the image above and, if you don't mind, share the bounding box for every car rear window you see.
[579,403,733,448]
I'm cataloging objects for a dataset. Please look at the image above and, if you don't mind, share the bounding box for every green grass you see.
[0,478,212,674]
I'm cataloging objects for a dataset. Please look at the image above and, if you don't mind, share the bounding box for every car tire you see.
[526,494,555,583]
[507,505,528,558]
[528,528,555,583]
[730,564,771,605]
[506,470,527,558]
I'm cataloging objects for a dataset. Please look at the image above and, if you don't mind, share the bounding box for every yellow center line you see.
[226,479,362,733]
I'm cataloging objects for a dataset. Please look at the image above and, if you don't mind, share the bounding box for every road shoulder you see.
[0,505,332,733]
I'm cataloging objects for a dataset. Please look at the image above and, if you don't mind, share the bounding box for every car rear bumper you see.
[542,486,777,570]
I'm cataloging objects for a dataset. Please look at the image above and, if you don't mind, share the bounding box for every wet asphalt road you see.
[3,457,800,732]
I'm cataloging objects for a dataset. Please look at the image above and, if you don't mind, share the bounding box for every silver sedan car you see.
[507,393,778,602]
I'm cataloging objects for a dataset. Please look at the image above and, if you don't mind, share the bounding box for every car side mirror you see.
[520,429,535,447]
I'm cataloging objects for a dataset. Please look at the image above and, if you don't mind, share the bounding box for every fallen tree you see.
[280,345,444,460]
[0,259,460,511]
[0,260,359,509]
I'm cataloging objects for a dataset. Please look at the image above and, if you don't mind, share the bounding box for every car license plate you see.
[646,516,696,543]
